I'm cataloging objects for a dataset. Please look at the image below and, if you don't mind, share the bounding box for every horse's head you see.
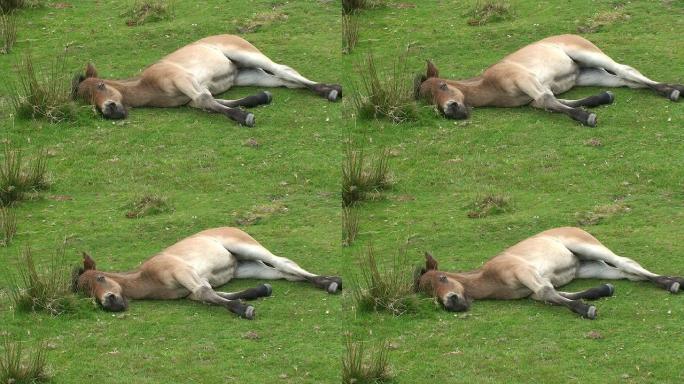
[73,252,128,312]
[415,252,471,312]
[72,63,128,119]
[414,60,470,120]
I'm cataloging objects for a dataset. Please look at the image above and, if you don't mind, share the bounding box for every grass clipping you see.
[352,52,418,123]
[352,244,418,316]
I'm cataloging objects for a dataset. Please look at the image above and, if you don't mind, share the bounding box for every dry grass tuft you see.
[352,52,418,123]
[576,200,631,225]
[467,0,513,26]
[351,244,418,316]
[0,337,50,384]
[341,335,392,384]
[123,0,174,26]
[467,194,511,218]
[577,8,630,33]
[235,9,288,34]
[235,200,288,226]
[125,194,173,218]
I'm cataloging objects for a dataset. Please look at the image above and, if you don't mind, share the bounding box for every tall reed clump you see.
[8,244,77,315]
[342,12,359,54]
[341,335,392,384]
[0,205,17,246]
[351,244,418,315]
[352,52,418,123]
[342,205,359,246]
[342,142,392,207]
[0,144,50,206]
[7,52,77,123]
[0,11,17,54]
[0,337,50,384]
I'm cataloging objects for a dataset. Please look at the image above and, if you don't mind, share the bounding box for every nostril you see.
[105,101,116,110]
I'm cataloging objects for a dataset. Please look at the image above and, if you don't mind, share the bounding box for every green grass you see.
[0,337,50,384]
[0,1,342,382]
[343,0,684,382]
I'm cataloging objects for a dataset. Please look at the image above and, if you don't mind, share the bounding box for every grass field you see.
[343,0,684,383]
[1,0,683,383]
[0,1,344,383]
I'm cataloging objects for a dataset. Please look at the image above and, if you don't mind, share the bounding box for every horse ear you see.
[426,60,439,79]
[82,252,96,270]
[424,251,439,271]
[85,63,98,78]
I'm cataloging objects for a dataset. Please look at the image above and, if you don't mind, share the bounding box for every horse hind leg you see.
[228,244,342,294]
[568,50,681,101]
[569,244,681,293]
[226,51,342,101]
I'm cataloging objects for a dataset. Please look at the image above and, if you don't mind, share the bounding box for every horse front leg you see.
[215,91,272,108]
[516,268,597,319]
[174,269,256,319]
[174,76,256,126]
[516,76,597,126]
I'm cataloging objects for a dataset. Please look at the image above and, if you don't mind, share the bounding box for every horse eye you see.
[96,82,105,90]
[96,275,105,282]
[439,83,448,91]
[439,275,447,282]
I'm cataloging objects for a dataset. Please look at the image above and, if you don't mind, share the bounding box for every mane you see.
[413,73,426,100]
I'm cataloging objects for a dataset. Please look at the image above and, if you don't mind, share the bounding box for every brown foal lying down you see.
[416,227,682,319]
[72,34,341,126]
[73,227,342,319]
[416,34,683,126]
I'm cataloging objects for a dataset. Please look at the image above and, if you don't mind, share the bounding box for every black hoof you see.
[586,113,597,127]
[669,89,680,102]
[604,283,615,296]
[328,89,339,102]
[262,283,273,297]
[244,113,255,127]
[604,91,615,104]
[243,306,255,320]
[585,306,597,320]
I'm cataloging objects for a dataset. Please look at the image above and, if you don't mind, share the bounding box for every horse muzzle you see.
[101,101,128,120]
[101,293,128,312]
[442,101,470,120]
[443,293,470,312]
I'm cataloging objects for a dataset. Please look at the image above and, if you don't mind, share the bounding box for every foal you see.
[416,227,682,319]
[73,227,342,319]
[72,34,342,126]
[416,34,683,126]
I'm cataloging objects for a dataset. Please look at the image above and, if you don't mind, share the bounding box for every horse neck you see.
[104,78,153,107]
[448,269,497,299]
[447,77,495,107]
[100,270,153,299]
